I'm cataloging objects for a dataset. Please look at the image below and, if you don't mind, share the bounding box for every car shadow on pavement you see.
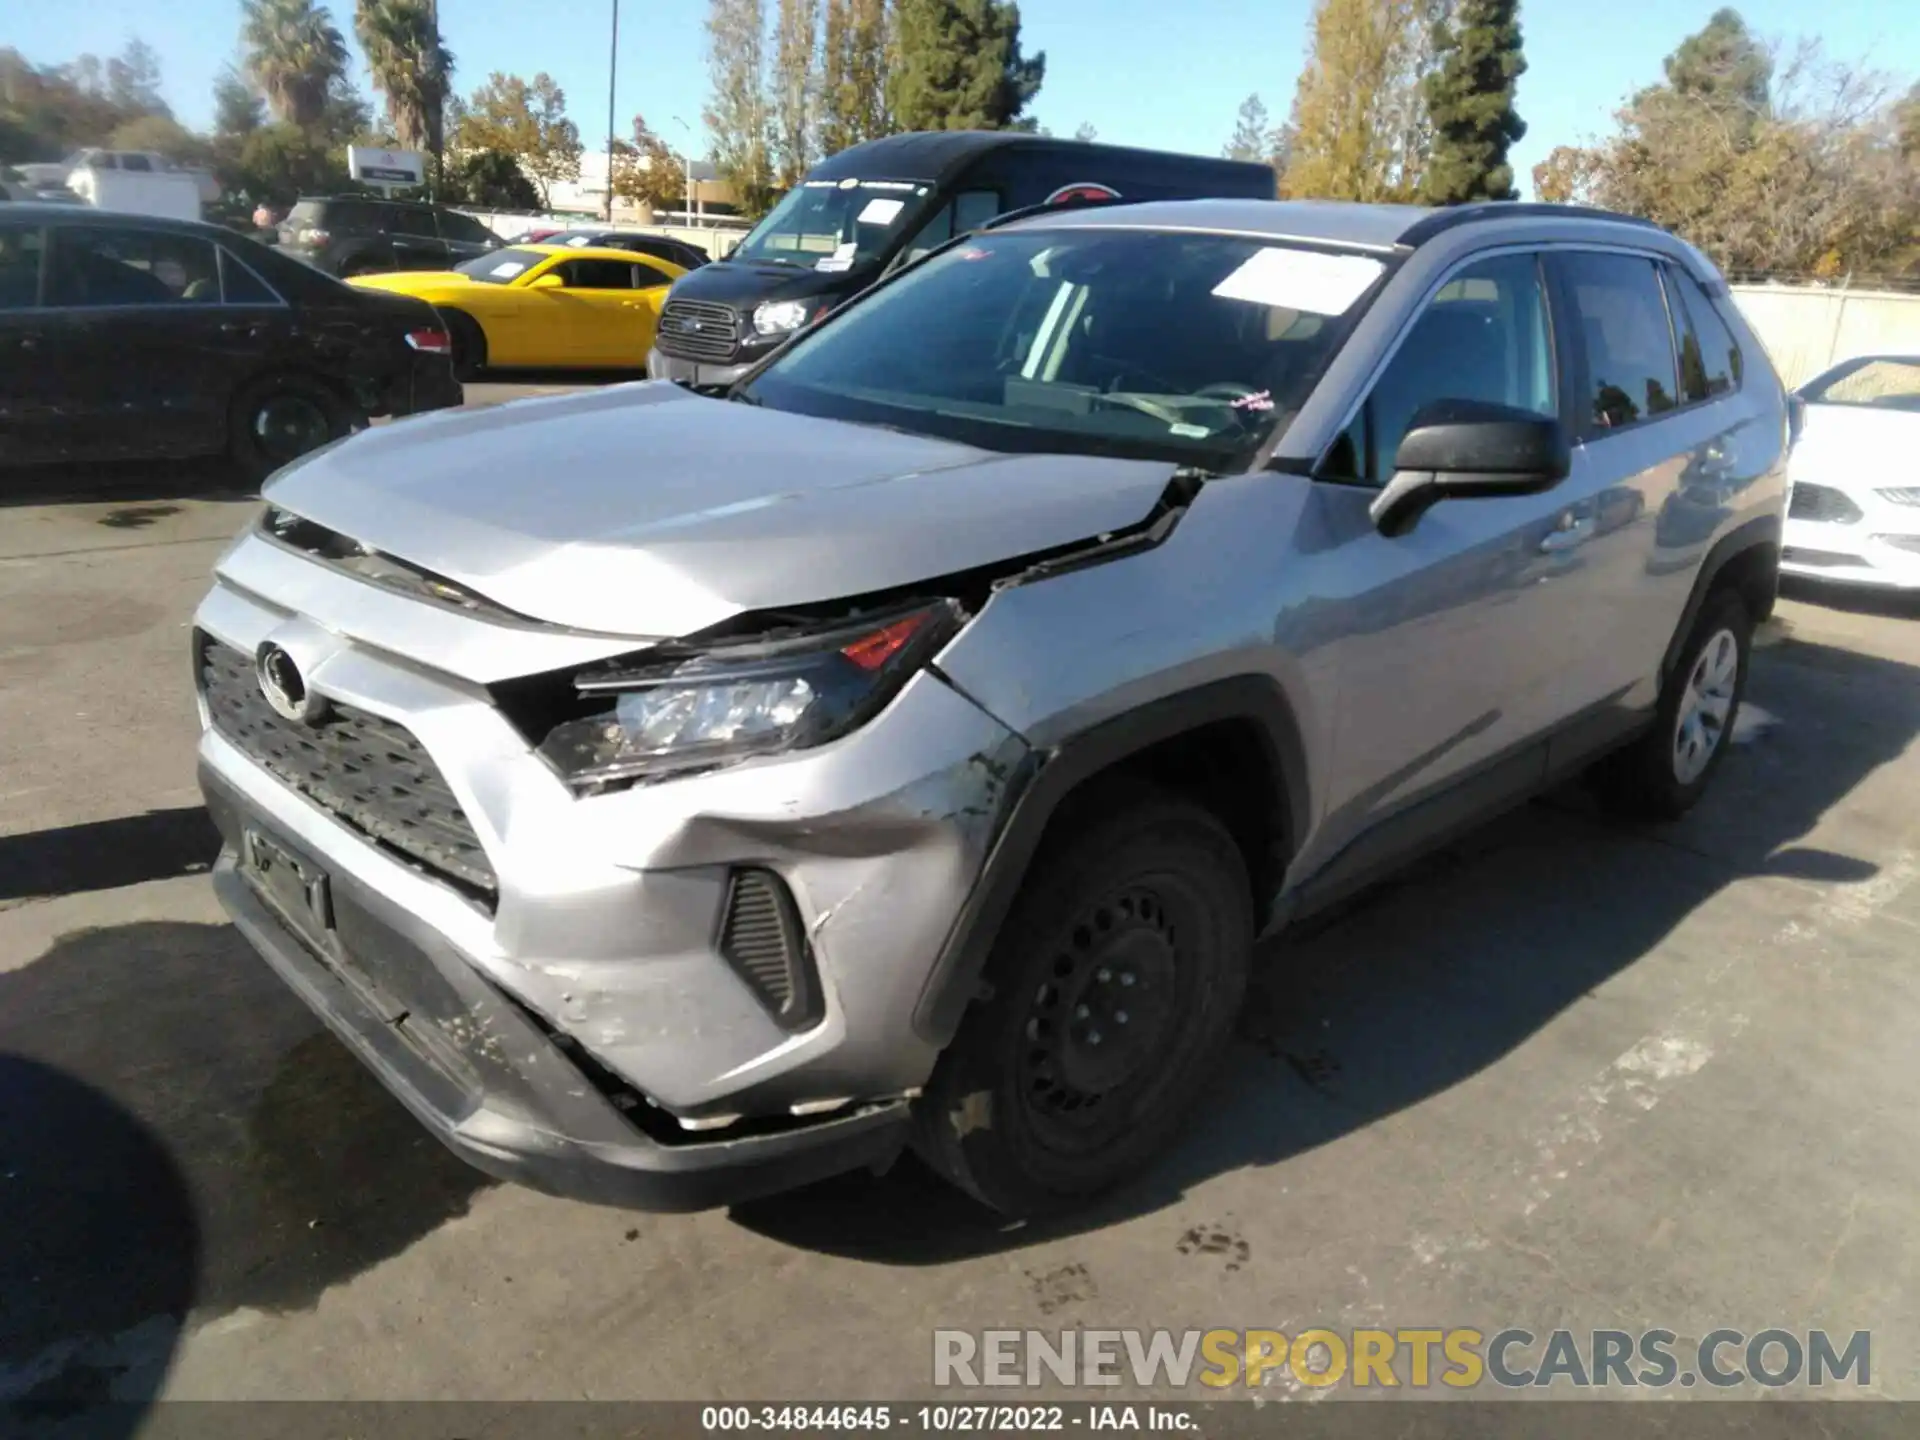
[0,920,495,1409]
[0,458,255,513]
[0,808,222,905]
[733,627,1920,1263]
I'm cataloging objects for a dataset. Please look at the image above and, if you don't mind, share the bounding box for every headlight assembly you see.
[537,600,964,787]
[752,299,815,336]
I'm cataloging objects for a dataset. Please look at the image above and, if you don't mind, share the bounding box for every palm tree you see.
[355,0,454,163]
[241,0,351,130]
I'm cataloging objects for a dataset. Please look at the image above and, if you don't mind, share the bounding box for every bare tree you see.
[771,0,820,185]
[704,0,775,215]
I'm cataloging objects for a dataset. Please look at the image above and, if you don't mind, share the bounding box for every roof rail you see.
[977,193,1127,233]
[1398,201,1665,246]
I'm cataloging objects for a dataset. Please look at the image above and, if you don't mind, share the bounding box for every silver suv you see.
[194,199,1788,1216]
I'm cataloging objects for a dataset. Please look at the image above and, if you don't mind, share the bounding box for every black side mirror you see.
[1369,398,1570,537]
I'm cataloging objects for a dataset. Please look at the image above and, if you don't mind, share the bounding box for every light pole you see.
[604,0,619,221]
[672,114,700,227]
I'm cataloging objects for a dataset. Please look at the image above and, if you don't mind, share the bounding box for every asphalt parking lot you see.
[5,383,1920,1408]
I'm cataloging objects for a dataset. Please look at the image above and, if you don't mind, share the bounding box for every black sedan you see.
[0,205,462,477]
[538,228,712,273]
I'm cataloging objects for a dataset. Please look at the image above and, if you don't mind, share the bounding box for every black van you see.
[645,131,1276,386]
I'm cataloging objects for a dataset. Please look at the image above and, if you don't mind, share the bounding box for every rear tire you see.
[912,786,1253,1216]
[227,374,361,481]
[441,309,488,381]
[1591,588,1751,820]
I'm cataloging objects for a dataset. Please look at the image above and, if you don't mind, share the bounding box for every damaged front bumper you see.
[193,541,1031,1207]
[205,768,910,1210]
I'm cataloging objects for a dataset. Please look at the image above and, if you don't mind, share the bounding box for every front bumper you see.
[1781,514,1920,589]
[204,767,910,1209]
[646,347,754,388]
[194,534,1029,1199]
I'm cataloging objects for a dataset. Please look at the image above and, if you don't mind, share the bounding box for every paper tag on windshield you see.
[815,241,858,272]
[489,261,526,278]
[1211,248,1384,315]
[857,197,905,225]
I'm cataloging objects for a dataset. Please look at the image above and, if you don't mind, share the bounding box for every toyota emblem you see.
[256,643,330,724]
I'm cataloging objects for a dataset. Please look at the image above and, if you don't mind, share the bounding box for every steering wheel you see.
[1092,390,1189,426]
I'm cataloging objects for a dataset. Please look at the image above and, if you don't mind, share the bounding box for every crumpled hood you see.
[262,382,1176,637]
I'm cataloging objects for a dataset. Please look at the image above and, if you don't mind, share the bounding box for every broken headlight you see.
[540,600,965,787]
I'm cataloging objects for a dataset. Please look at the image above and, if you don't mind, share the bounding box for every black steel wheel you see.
[913,785,1253,1215]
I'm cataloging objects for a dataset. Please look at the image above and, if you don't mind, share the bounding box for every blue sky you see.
[10,0,1917,195]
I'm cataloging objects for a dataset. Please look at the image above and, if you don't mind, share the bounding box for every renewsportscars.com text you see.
[933,1327,1871,1390]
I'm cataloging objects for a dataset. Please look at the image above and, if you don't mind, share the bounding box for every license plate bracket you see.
[242,826,334,953]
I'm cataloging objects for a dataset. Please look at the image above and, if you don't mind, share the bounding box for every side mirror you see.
[529,272,566,290]
[1369,398,1570,537]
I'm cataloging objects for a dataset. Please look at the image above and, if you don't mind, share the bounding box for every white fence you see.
[1728,282,1920,390]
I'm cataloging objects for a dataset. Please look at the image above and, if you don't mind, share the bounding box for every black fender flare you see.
[911,675,1310,1047]
[1659,512,1782,685]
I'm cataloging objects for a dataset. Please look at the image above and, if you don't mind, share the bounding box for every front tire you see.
[912,787,1253,1216]
[1593,588,1751,819]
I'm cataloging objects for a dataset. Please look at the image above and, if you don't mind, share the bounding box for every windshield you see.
[454,247,550,283]
[731,178,930,271]
[739,229,1390,464]
[1800,356,1920,414]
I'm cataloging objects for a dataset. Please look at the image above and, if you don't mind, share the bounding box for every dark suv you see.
[278,196,502,278]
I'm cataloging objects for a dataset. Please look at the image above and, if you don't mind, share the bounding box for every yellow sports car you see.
[350,243,685,377]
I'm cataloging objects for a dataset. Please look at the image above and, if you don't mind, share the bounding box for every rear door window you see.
[388,206,438,238]
[47,226,221,307]
[437,209,496,244]
[1662,266,1742,402]
[1557,251,1681,434]
[219,247,282,304]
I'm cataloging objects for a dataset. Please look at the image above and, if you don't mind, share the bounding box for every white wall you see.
[1729,283,1920,389]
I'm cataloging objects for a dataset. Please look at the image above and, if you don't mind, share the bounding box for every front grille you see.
[199,637,497,903]
[654,299,741,363]
[1788,482,1864,525]
[717,868,820,1030]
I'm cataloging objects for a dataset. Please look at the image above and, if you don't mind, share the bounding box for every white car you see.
[1781,354,1920,589]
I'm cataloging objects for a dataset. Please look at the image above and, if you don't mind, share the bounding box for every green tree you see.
[105,40,171,118]
[105,114,212,164]
[213,65,268,137]
[771,0,821,184]
[1665,6,1771,113]
[818,0,891,155]
[1283,0,1435,201]
[1421,0,1527,203]
[887,0,1044,132]
[233,120,352,203]
[355,0,454,163]
[454,72,582,206]
[241,0,351,130]
[1224,93,1271,161]
[704,0,776,216]
[440,147,541,208]
[0,45,173,161]
[610,113,683,210]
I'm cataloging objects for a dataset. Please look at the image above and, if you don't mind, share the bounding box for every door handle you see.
[219,320,264,338]
[1539,514,1595,553]
[17,333,41,352]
